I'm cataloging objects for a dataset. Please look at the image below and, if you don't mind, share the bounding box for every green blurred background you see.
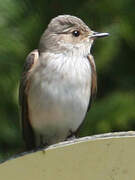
[0,0,135,161]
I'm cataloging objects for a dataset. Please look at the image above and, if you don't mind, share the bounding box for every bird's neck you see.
[39,50,91,78]
[40,42,92,59]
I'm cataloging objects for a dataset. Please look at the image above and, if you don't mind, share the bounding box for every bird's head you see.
[39,15,109,56]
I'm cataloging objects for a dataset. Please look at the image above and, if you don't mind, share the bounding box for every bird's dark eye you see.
[72,30,80,37]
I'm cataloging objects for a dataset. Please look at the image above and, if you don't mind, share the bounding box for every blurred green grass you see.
[0,0,135,161]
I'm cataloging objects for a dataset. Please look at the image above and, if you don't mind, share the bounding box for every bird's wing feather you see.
[74,54,97,136]
[19,49,39,150]
[87,54,97,111]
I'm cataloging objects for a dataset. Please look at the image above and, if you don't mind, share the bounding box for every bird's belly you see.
[28,57,91,145]
[28,80,90,145]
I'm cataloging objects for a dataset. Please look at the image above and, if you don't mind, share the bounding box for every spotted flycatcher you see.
[19,15,109,150]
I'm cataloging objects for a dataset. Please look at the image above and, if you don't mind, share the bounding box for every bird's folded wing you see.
[87,54,97,111]
[19,49,39,150]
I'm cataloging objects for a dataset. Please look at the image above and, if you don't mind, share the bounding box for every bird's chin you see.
[56,40,92,57]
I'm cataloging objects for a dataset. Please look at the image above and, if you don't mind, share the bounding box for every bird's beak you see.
[90,31,109,39]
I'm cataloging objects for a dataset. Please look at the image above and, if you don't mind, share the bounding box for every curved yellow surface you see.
[0,131,135,180]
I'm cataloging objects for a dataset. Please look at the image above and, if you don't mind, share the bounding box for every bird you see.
[19,15,109,150]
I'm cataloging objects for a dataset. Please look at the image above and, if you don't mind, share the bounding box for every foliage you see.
[0,0,135,161]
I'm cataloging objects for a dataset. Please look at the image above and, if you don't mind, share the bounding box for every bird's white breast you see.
[28,52,91,145]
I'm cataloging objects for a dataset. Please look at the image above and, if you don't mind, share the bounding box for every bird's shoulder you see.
[22,49,39,79]
[19,49,39,105]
